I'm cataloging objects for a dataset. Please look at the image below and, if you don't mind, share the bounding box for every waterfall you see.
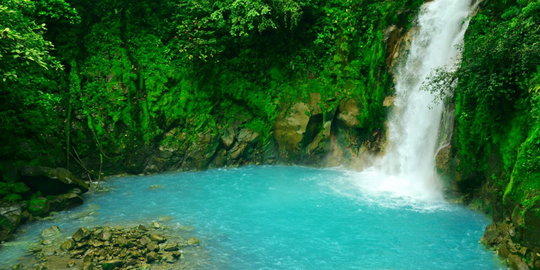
[348,0,475,208]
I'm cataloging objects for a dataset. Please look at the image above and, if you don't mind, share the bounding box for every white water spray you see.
[345,0,475,208]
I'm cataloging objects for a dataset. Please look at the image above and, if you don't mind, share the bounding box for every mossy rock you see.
[20,167,88,195]
[28,197,49,217]
[523,199,540,247]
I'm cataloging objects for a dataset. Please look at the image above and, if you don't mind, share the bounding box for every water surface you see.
[1,166,504,269]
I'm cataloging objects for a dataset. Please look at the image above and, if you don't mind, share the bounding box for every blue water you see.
[1,166,504,269]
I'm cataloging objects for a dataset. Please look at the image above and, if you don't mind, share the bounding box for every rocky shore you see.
[6,222,200,270]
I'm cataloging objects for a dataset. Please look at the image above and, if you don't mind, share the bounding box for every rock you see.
[523,201,540,247]
[220,126,236,149]
[481,223,499,247]
[61,239,75,251]
[146,251,159,262]
[149,233,166,243]
[28,197,50,217]
[147,184,162,190]
[150,222,160,229]
[49,190,84,212]
[20,166,88,195]
[161,242,178,251]
[101,230,111,241]
[187,237,200,246]
[435,144,452,174]
[72,227,91,242]
[274,102,311,158]
[41,226,61,241]
[146,241,159,252]
[162,252,176,263]
[507,254,530,270]
[137,224,148,231]
[383,96,395,107]
[101,259,122,270]
[336,99,360,128]
[82,261,94,270]
[0,204,23,241]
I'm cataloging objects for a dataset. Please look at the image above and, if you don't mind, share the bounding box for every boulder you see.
[336,99,360,128]
[274,102,310,158]
[523,201,540,247]
[41,226,61,241]
[49,189,84,212]
[20,167,88,195]
[0,204,23,241]
[435,144,452,174]
[220,126,236,149]
[28,196,49,217]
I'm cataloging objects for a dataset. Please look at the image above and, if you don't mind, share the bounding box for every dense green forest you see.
[0,0,539,268]
[0,0,425,175]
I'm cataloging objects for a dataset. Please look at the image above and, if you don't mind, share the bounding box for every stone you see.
[161,242,178,251]
[187,237,200,246]
[82,261,94,270]
[149,234,165,243]
[61,240,75,251]
[383,96,395,107]
[101,259,122,270]
[72,227,91,242]
[0,204,23,241]
[20,166,88,195]
[49,191,84,213]
[336,98,360,128]
[150,222,160,229]
[146,241,159,252]
[274,102,311,159]
[28,197,50,217]
[162,252,176,263]
[220,126,236,149]
[146,252,159,263]
[435,144,452,174]
[507,254,530,270]
[523,201,540,247]
[101,230,111,241]
[41,226,61,241]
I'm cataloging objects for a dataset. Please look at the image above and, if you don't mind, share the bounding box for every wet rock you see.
[28,197,49,217]
[61,239,75,251]
[150,222,160,229]
[0,204,23,241]
[41,226,61,241]
[101,230,111,241]
[20,166,88,195]
[49,190,84,212]
[72,227,90,242]
[101,259,122,270]
[274,102,310,159]
[26,223,194,270]
[187,237,200,246]
[149,233,166,243]
[146,251,159,262]
[508,254,530,270]
[220,126,236,149]
[336,99,360,128]
[435,144,452,174]
[161,242,179,251]
[146,241,159,252]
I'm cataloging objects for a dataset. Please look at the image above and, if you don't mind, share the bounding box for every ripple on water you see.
[0,166,505,270]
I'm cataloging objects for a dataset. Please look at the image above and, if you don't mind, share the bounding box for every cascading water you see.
[347,0,475,208]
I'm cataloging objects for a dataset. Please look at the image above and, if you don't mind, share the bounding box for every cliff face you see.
[442,0,540,268]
